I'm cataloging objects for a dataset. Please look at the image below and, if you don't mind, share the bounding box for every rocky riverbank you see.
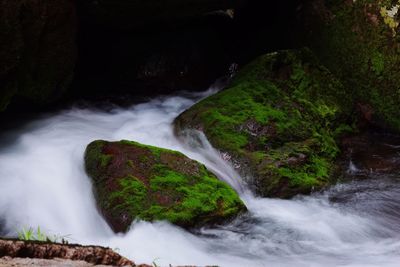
[0,239,138,267]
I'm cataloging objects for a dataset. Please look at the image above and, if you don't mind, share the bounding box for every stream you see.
[0,88,400,267]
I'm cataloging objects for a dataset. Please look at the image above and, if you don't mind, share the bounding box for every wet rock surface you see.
[0,0,77,111]
[0,239,135,266]
[341,132,400,175]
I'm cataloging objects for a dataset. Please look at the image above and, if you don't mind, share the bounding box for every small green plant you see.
[17,227,35,241]
[18,226,52,242]
[17,226,70,243]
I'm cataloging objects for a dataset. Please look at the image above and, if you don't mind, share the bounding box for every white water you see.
[1,88,400,266]
[347,160,359,175]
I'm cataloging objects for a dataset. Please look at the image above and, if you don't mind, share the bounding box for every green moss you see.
[307,0,400,130]
[371,51,385,76]
[84,140,113,178]
[120,140,183,159]
[278,157,329,187]
[176,49,353,197]
[109,175,148,217]
[142,164,243,225]
[150,167,189,191]
[85,139,245,231]
[99,154,112,168]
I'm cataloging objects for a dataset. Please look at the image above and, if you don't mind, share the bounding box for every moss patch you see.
[175,48,354,198]
[85,140,245,232]
[305,0,400,130]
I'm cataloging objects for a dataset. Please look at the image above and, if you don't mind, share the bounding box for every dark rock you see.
[84,140,245,233]
[73,16,234,98]
[0,0,77,111]
[229,0,302,63]
[341,132,400,174]
[71,0,246,99]
[78,0,243,30]
[73,0,304,100]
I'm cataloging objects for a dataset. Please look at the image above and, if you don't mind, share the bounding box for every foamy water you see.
[0,88,400,266]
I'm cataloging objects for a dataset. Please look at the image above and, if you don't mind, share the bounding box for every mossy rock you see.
[175,48,354,198]
[301,0,400,130]
[85,140,246,232]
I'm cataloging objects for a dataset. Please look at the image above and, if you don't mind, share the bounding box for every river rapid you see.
[0,88,400,267]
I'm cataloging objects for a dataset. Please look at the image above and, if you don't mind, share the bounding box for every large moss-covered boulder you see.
[175,49,354,198]
[0,0,76,111]
[85,140,245,233]
[299,0,400,130]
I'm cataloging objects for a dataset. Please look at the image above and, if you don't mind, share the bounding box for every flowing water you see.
[0,88,400,266]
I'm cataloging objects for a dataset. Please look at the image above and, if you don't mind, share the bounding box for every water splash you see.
[0,88,400,266]
[348,160,360,174]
